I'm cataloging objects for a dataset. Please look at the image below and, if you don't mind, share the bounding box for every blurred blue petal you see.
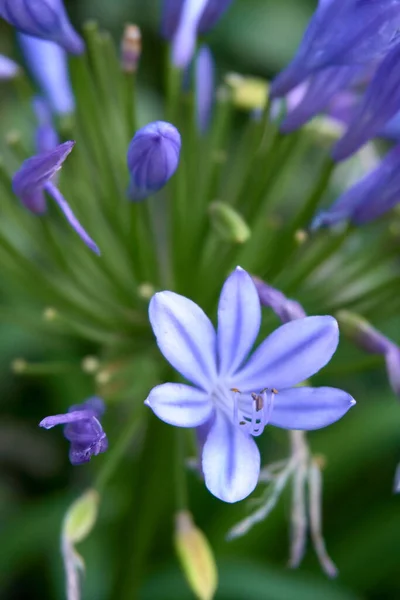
[195,45,215,132]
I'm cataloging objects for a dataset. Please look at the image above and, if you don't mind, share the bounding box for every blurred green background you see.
[1,1,400,599]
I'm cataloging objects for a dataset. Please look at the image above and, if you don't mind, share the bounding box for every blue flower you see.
[312,146,400,228]
[127,121,181,201]
[195,46,215,133]
[12,141,100,254]
[281,66,360,134]
[40,397,108,465]
[252,277,307,323]
[271,0,400,98]
[33,97,60,154]
[332,42,400,161]
[18,34,75,116]
[164,0,233,68]
[145,267,355,502]
[0,53,19,79]
[0,0,84,54]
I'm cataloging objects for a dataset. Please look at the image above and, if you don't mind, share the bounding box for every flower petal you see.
[235,316,339,391]
[149,291,217,391]
[202,411,260,503]
[39,410,94,429]
[217,267,261,378]
[145,383,213,428]
[270,386,355,430]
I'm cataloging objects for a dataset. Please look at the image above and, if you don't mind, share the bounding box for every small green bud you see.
[209,201,251,244]
[63,489,99,544]
[225,73,268,111]
[174,511,218,600]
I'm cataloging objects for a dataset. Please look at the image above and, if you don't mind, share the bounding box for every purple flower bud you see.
[332,42,400,161]
[121,24,142,73]
[337,311,400,398]
[40,397,108,465]
[0,53,19,79]
[127,121,181,201]
[172,0,209,68]
[161,0,185,40]
[281,66,359,134]
[312,146,400,228]
[252,277,307,324]
[197,0,234,34]
[12,141,100,254]
[271,1,400,98]
[195,46,215,133]
[18,33,75,115]
[0,0,84,54]
[33,97,60,153]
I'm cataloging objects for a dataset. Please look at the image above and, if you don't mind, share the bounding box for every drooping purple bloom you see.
[145,267,355,503]
[312,146,400,228]
[0,0,83,54]
[127,121,181,201]
[40,397,108,465]
[195,45,215,133]
[332,42,400,161]
[197,0,234,34]
[271,0,400,98]
[0,53,19,79]
[18,34,75,115]
[12,141,100,254]
[162,0,233,41]
[33,97,60,153]
[337,311,400,397]
[252,277,306,323]
[172,0,209,68]
[281,66,360,134]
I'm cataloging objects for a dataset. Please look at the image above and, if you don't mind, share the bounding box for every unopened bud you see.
[11,358,27,374]
[209,201,251,244]
[174,511,218,600]
[225,73,267,110]
[96,370,111,385]
[81,356,100,374]
[63,489,100,544]
[252,277,306,323]
[138,283,155,300]
[43,307,58,322]
[336,310,392,354]
[294,229,308,245]
[121,24,142,73]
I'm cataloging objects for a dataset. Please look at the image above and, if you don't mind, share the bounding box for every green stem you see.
[174,429,189,511]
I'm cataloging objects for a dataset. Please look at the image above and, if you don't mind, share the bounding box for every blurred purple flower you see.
[12,141,100,254]
[0,53,19,79]
[0,0,84,54]
[40,397,108,465]
[252,277,306,323]
[145,267,355,503]
[127,121,181,201]
[333,42,400,161]
[197,0,234,34]
[312,146,400,228]
[18,33,75,115]
[271,0,400,98]
[33,97,60,154]
[195,45,215,133]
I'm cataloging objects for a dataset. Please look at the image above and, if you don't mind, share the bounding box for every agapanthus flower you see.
[312,146,400,228]
[0,53,19,79]
[145,267,355,503]
[127,121,181,201]
[281,66,360,134]
[33,97,60,153]
[271,0,400,98]
[18,34,75,116]
[165,0,233,68]
[12,141,100,254]
[332,42,400,161]
[0,0,84,54]
[39,397,108,465]
[195,46,215,133]
[252,277,306,323]
[337,311,400,397]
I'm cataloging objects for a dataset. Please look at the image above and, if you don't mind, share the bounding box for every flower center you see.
[211,383,277,437]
